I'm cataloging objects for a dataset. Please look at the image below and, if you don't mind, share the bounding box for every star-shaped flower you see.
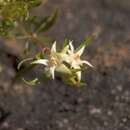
[65,41,93,82]
[31,42,71,79]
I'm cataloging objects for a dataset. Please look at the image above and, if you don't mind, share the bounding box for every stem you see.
[15,22,45,51]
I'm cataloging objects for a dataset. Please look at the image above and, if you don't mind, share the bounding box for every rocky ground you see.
[0,0,130,130]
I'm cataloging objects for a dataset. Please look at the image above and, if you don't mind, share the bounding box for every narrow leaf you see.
[22,78,39,86]
[36,9,58,33]
[75,34,95,52]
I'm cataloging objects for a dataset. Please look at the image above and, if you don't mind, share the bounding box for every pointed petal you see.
[67,49,73,55]
[50,66,56,79]
[69,40,74,52]
[31,59,48,66]
[51,41,56,52]
[81,60,94,67]
[76,45,85,56]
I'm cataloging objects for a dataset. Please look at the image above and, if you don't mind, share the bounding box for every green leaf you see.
[62,75,85,87]
[68,77,86,87]
[63,38,69,47]
[22,78,39,86]
[36,9,58,33]
[28,0,42,8]
[35,52,44,60]
[11,64,36,86]
[60,39,69,53]
[75,34,95,52]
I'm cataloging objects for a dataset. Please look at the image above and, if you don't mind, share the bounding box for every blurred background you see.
[0,0,130,130]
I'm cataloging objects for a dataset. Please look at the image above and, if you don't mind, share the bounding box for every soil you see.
[0,0,130,130]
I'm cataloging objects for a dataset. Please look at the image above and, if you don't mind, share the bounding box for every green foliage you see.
[0,0,58,56]
[0,0,43,36]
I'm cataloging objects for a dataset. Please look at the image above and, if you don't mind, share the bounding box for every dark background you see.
[0,0,130,130]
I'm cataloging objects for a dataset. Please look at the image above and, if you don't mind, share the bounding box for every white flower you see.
[31,40,93,83]
[65,41,93,82]
[31,42,71,79]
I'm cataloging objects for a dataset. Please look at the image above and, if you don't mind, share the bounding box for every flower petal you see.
[81,60,94,67]
[69,40,74,52]
[31,59,48,66]
[51,41,56,52]
[50,66,56,79]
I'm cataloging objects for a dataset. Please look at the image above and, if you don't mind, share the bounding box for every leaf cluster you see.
[0,0,42,36]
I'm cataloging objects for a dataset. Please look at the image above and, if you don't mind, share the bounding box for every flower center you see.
[48,57,58,67]
[74,54,80,60]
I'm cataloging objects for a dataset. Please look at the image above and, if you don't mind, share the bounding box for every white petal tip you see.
[69,40,74,52]
[51,41,57,52]
[31,59,48,66]
[82,60,94,68]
